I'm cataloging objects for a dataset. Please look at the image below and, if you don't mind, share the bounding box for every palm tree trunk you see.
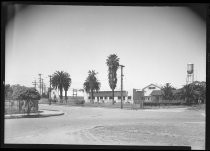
[65,91,67,104]
[27,100,30,115]
[60,87,63,100]
[91,90,94,104]
[112,89,114,104]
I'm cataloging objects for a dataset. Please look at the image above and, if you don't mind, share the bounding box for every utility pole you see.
[41,78,44,96]
[43,84,46,94]
[119,65,125,109]
[39,73,42,95]
[32,80,37,90]
[48,75,52,105]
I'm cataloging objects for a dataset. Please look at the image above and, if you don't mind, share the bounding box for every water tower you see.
[186,63,194,84]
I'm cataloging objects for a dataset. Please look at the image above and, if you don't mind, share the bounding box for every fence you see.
[143,100,186,106]
[39,96,85,105]
[5,99,39,115]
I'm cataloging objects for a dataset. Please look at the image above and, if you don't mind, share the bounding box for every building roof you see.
[172,89,182,94]
[142,83,161,90]
[150,90,163,96]
[91,91,128,97]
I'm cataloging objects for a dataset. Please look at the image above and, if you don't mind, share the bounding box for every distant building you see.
[142,83,161,102]
[87,91,129,103]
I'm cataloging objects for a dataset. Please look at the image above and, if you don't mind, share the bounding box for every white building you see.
[50,89,60,101]
[85,91,131,103]
[142,83,161,102]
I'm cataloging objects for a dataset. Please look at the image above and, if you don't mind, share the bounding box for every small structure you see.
[150,90,163,102]
[133,88,144,108]
[50,89,60,102]
[133,89,144,104]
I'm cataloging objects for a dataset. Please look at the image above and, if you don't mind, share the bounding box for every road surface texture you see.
[5,104,205,149]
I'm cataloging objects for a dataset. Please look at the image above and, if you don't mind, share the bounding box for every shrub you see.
[143,100,183,106]
[74,99,85,105]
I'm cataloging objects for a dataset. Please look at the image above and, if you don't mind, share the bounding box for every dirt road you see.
[5,104,205,149]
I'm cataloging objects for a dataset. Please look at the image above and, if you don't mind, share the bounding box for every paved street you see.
[5,104,205,149]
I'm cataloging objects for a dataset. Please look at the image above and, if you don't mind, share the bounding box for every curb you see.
[5,110,64,119]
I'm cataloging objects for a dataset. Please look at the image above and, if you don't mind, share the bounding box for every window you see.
[149,87,155,89]
[92,97,95,99]
[104,96,107,99]
[123,96,125,100]
[128,96,131,100]
[88,96,91,99]
[109,97,113,99]
[118,96,121,99]
[100,96,103,99]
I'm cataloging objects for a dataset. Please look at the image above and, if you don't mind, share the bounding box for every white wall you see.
[50,89,60,100]
[143,86,161,96]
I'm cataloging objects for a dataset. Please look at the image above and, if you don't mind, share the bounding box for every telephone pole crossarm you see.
[32,80,37,89]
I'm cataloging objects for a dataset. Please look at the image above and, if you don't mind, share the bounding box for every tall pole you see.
[38,74,42,95]
[43,84,46,94]
[48,75,52,105]
[120,65,125,109]
[41,78,44,96]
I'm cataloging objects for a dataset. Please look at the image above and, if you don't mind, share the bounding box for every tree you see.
[173,81,206,105]
[161,83,176,101]
[5,84,13,100]
[106,54,120,104]
[179,84,196,105]
[19,88,41,115]
[63,73,72,102]
[11,85,40,115]
[12,85,28,100]
[189,81,206,104]
[177,81,206,105]
[83,70,101,103]
[198,81,206,103]
[51,71,66,100]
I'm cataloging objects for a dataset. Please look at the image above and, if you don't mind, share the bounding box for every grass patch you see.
[187,104,205,111]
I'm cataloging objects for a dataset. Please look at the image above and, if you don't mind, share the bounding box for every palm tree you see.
[161,83,176,101]
[51,71,66,100]
[63,73,71,103]
[83,70,101,103]
[106,54,119,104]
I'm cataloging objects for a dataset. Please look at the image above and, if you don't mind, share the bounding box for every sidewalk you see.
[5,109,64,119]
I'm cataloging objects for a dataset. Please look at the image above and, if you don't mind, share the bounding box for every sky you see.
[5,5,206,95]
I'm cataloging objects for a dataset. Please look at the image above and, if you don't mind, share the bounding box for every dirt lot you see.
[4,104,205,149]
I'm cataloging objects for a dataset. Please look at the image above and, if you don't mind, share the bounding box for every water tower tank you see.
[187,63,194,74]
